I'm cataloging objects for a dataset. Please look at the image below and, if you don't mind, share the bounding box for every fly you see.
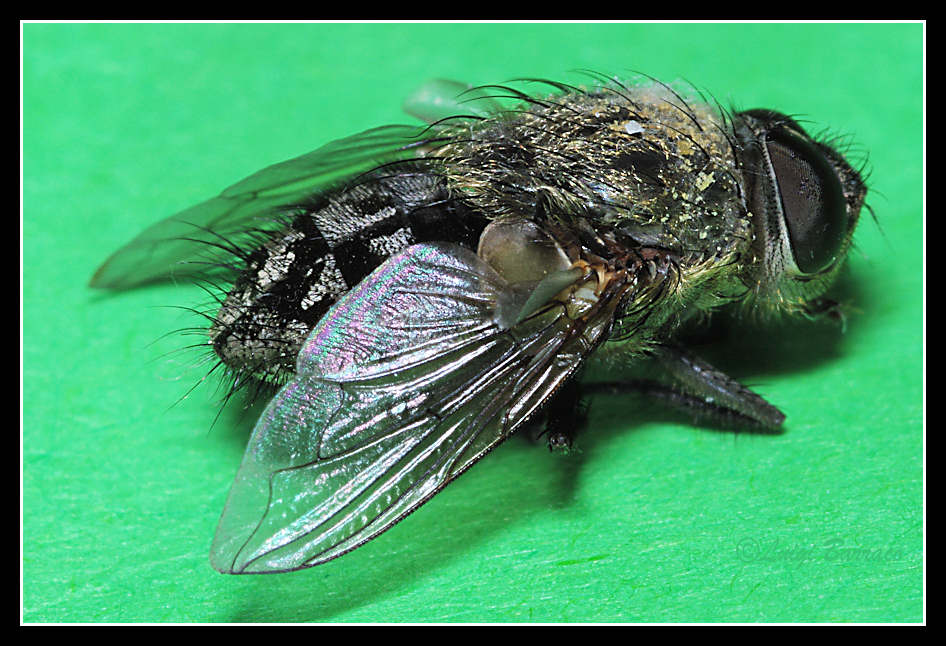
[90,75,869,574]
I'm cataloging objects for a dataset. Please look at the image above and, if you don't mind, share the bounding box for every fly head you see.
[735,109,867,314]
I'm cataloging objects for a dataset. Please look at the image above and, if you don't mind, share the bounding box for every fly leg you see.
[586,343,786,432]
[541,378,588,452]
[802,297,849,331]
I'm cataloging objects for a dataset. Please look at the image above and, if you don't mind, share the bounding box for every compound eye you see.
[766,126,847,274]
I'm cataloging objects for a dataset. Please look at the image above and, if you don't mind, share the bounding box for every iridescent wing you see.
[210,243,624,573]
[90,124,436,289]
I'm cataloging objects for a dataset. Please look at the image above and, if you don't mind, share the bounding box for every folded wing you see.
[210,242,622,573]
[90,125,435,289]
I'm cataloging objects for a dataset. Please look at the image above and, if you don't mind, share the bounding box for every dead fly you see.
[90,76,868,574]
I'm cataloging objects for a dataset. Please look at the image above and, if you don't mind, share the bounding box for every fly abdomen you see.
[209,167,488,386]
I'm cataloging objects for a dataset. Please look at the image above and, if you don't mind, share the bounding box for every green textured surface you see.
[23,22,923,622]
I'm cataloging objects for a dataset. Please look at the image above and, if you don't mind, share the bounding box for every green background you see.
[23,22,923,623]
